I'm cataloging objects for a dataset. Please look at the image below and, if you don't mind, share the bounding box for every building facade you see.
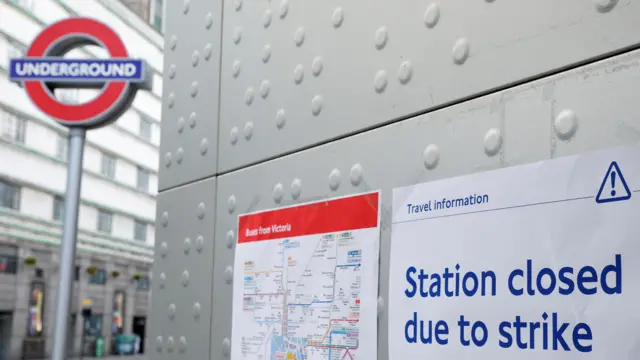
[0,0,164,359]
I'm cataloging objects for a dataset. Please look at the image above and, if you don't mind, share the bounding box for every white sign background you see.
[389,144,639,359]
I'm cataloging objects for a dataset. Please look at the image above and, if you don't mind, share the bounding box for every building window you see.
[97,210,113,233]
[56,134,68,161]
[0,245,18,275]
[112,291,126,335]
[1,111,26,144]
[7,38,26,60]
[136,167,149,191]
[10,0,34,11]
[134,220,147,242]
[0,180,21,210]
[53,195,65,222]
[153,0,164,32]
[84,314,103,336]
[54,89,78,104]
[139,117,152,140]
[88,269,107,285]
[136,275,150,292]
[100,153,116,179]
[27,282,45,337]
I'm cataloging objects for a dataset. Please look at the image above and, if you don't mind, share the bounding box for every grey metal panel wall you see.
[157,0,223,191]
[217,0,640,172]
[148,177,216,359]
[150,0,640,359]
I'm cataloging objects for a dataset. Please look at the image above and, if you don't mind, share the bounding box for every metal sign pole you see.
[51,127,86,360]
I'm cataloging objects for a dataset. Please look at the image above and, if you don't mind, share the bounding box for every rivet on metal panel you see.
[245,88,255,105]
[377,296,385,316]
[424,3,440,28]
[160,242,168,257]
[230,127,239,145]
[190,81,198,97]
[183,0,190,14]
[311,95,323,116]
[177,117,185,133]
[200,138,209,155]
[483,128,503,156]
[273,183,284,203]
[170,35,177,50]
[263,10,273,28]
[182,270,189,286]
[164,152,172,167]
[374,70,388,93]
[398,61,413,84]
[197,202,206,219]
[205,12,214,29]
[555,109,578,140]
[228,195,237,213]
[195,235,204,252]
[191,51,199,67]
[192,302,201,318]
[222,338,231,356]
[374,27,388,50]
[161,212,169,226]
[594,0,617,12]
[332,8,344,28]
[225,265,233,284]
[260,80,271,98]
[453,38,470,65]
[291,178,302,199]
[189,112,197,128]
[226,230,235,249]
[179,336,187,352]
[167,336,175,352]
[204,43,213,60]
[232,60,241,77]
[276,109,286,129]
[350,164,363,186]
[311,57,323,76]
[159,273,166,288]
[294,27,305,46]
[184,237,192,254]
[423,144,440,170]
[155,336,163,351]
[294,65,304,84]
[234,0,242,11]
[167,93,175,108]
[168,64,176,79]
[244,122,254,140]
[329,169,341,191]
[168,303,176,318]
[279,0,289,18]
[176,148,184,164]
[233,27,243,44]
[262,45,272,63]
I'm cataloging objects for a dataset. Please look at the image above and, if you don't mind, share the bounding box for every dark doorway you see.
[132,316,146,354]
[0,311,13,360]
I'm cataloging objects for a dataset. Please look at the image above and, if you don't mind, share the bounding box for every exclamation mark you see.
[611,171,617,196]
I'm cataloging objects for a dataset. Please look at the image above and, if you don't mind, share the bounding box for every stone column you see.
[124,264,136,334]
[73,257,89,356]
[102,261,115,355]
[44,251,59,357]
[9,247,31,360]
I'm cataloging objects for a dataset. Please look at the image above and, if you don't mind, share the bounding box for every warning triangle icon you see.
[595,161,632,204]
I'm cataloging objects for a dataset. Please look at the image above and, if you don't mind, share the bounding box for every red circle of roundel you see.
[24,18,128,123]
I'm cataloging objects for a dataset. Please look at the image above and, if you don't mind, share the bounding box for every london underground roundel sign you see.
[8,17,152,129]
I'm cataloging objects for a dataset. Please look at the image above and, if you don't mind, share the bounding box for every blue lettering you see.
[405,266,417,298]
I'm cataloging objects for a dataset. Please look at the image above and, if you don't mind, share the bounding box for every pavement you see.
[33,356,147,360]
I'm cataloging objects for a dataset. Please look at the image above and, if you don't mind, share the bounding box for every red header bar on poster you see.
[238,192,379,244]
